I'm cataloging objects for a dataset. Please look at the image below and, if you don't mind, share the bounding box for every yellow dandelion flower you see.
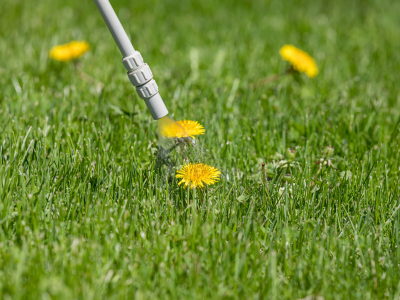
[176,120,205,139]
[158,117,189,139]
[49,41,90,62]
[279,45,318,78]
[176,163,220,189]
[159,118,205,139]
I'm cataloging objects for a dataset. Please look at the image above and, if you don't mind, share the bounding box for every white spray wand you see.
[93,0,168,120]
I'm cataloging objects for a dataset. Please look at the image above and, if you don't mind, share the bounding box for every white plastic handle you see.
[93,0,168,120]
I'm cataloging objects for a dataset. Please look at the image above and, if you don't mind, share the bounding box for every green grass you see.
[1,0,400,298]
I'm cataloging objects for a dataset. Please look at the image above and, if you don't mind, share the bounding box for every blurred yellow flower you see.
[279,45,318,78]
[49,41,90,62]
[176,163,220,189]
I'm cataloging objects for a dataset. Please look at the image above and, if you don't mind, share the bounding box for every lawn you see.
[1,0,400,299]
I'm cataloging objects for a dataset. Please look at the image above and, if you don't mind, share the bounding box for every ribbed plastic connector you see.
[122,51,144,71]
[127,64,153,86]
[122,56,168,119]
[136,79,158,99]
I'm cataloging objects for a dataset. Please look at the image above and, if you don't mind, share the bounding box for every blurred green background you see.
[2,0,400,160]
[1,0,400,299]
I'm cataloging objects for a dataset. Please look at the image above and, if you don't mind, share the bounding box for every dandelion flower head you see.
[49,41,90,62]
[176,120,205,139]
[159,119,205,139]
[279,45,318,78]
[176,163,220,189]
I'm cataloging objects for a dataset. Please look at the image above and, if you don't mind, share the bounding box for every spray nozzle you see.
[93,0,168,120]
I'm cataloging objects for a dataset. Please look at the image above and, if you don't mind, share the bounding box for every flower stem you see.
[183,143,189,163]
[262,162,271,199]
[197,187,204,205]
[251,67,295,88]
